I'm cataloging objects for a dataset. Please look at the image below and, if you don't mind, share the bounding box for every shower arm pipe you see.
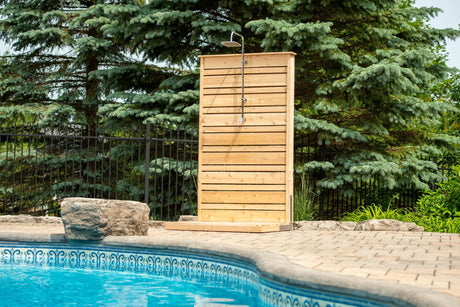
[230,32,246,122]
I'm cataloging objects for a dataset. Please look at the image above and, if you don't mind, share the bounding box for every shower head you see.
[221,32,244,48]
[221,40,241,48]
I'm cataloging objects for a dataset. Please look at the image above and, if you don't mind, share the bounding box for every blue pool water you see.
[1,263,255,306]
[0,242,393,306]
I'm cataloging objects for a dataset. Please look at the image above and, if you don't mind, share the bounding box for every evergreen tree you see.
[246,0,460,192]
[101,0,460,192]
[1,0,459,198]
[0,1,198,218]
[0,0,147,126]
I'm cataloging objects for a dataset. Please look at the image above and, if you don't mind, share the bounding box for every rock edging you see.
[294,219,424,232]
[0,215,62,224]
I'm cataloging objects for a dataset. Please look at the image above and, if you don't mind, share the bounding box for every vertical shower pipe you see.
[221,32,246,122]
[239,33,246,123]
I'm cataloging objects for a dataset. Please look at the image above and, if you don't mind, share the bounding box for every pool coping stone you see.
[0,222,459,307]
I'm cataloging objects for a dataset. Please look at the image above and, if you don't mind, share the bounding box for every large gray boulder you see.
[61,198,150,241]
[355,219,424,232]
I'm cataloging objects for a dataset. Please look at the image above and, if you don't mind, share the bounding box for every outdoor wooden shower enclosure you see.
[166,52,295,232]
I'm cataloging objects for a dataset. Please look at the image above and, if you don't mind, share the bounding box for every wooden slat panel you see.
[203,86,286,95]
[201,152,285,165]
[204,74,286,89]
[200,209,286,222]
[201,165,285,172]
[202,191,285,204]
[204,66,287,76]
[202,133,285,146]
[201,204,286,210]
[198,52,295,226]
[201,113,286,126]
[200,172,285,184]
[203,126,286,133]
[202,93,286,108]
[203,106,286,114]
[200,52,295,69]
[201,184,285,191]
[202,145,285,153]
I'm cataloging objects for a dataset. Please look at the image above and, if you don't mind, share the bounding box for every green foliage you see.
[341,205,410,222]
[413,215,460,233]
[342,204,460,233]
[2,0,460,216]
[342,165,460,233]
[416,165,460,219]
[294,172,317,221]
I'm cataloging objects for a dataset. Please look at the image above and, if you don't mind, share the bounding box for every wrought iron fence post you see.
[318,139,326,220]
[144,121,151,205]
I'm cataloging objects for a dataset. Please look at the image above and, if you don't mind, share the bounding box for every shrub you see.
[341,205,409,222]
[294,173,317,221]
[416,165,460,219]
[341,165,460,233]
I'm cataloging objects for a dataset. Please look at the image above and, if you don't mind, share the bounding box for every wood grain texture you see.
[200,184,285,191]
[198,52,295,225]
[201,133,285,146]
[203,66,287,76]
[201,191,285,204]
[203,74,286,88]
[200,209,286,223]
[201,152,285,165]
[200,172,285,184]
[202,93,286,108]
[164,221,281,232]
[200,52,296,69]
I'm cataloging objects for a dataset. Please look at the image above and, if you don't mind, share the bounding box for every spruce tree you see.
[0,0,146,126]
[1,0,459,203]
[106,0,459,193]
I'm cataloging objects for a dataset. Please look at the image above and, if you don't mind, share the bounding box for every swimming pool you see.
[1,242,404,306]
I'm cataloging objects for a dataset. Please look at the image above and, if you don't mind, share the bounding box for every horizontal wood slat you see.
[203,126,286,133]
[204,66,287,76]
[164,221,281,232]
[201,184,285,191]
[200,204,286,211]
[202,93,286,108]
[200,209,286,223]
[200,165,285,172]
[201,113,286,126]
[203,86,286,95]
[201,191,285,204]
[200,52,295,69]
[202,133,285,146]
[203,106,286,114]
[200,172,285,184]
[204,74,286,89]
[201,152,285,165]
[202,145,285,153]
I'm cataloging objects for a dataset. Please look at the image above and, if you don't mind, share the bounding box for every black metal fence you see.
[1,123,455,221]
[0,122,198,220]
[295,132,455,220]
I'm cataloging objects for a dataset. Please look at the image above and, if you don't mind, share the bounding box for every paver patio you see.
[1,223,459,299]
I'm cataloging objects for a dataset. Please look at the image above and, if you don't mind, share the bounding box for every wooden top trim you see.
[199,52,296,58]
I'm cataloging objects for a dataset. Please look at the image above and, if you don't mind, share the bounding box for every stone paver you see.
[1,223,459,299]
